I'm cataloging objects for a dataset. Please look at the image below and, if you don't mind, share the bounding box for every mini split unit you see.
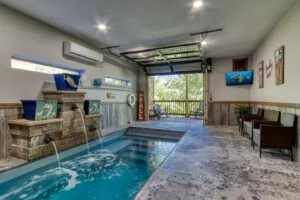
[63,41,103,65]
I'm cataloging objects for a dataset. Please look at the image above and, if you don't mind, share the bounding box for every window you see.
[104,76,132,88]
[11,55,84,75]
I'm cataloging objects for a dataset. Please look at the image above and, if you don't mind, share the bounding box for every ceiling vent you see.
[63,41,103,65]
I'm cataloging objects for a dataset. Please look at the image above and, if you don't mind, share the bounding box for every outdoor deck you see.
[151,117,203,123]
[132,120,300,200]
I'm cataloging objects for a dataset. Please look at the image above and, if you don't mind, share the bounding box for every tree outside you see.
[154,74,203,100]
[153,74,203,116]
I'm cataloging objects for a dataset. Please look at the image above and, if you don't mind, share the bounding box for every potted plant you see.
[234,104,250,123]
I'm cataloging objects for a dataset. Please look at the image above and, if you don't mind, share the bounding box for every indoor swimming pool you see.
[0,130,179,200]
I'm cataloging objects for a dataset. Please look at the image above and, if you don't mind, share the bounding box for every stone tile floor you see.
[133,119,300,200]
[1,118,300,199]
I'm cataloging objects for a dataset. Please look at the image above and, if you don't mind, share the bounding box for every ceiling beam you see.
[120,53,149,75]
[120,42,200,55]
[157,50,174,72]
[100,45,121,50]
[131,50,200,61]
[138,55,202,64]
[147,70,203,76]
[100,45,121,54]
[142,59,203,67]
[190,28,223,37]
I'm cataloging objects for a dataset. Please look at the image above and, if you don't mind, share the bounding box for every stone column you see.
[43,90,101,143]
[9,119,63,160]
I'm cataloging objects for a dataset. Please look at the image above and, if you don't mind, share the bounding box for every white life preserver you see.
[127,93,136,107]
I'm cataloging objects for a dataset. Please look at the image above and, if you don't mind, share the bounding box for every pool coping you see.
[132,122,194,200]
[0,127,128,183]
[1,123,190,199]
[0,125,184,185]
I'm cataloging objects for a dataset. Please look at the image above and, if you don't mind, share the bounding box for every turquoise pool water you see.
[0,135,177,200]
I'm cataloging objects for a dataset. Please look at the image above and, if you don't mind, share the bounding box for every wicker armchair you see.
[240,108,264,134]
[252,113,296,160]
[243,110,280,146]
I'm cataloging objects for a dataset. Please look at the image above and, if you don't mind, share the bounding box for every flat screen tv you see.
[225,70,253,86]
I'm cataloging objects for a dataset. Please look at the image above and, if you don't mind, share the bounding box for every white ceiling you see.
[0,0,297,58]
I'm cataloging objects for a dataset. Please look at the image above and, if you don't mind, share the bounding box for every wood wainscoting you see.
[101,101,135,130]
[208,101,300,126]
[0,102,135,159]
[208,101,250,126]
[208,100,300,161]
[0,103,23,159]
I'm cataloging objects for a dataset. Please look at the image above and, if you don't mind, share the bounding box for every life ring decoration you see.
[127,93,136,107]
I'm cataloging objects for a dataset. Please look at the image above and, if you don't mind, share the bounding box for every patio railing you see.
[153,100,203,117]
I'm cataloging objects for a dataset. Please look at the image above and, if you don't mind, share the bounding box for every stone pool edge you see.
[0,126,129,182]
[133,124,195,200]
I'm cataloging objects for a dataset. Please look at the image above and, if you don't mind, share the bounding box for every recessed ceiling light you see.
[98,24,107,31]
[193,1,203,8]
[201,41,207,46]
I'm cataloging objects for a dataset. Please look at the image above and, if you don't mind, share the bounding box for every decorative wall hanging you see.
[225,70,253,86]
[232,58,248,71]
[93,78,103,87]
[137,91,145,121]
[275,46,284,85]
[258,61,264,89]
[107,93,116,99]
[265,59,273,79]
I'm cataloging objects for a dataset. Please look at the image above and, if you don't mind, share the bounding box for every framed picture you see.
[258,61,264,89]
[225,70,253,86]
[233,58,248,71]
[275,46,284,85]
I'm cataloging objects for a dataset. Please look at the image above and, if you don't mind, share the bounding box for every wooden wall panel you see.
[101,102,135,130]
[208,102,249,126]
[0,107,22,159]
[208,101,300,161]
[0,102,135,159]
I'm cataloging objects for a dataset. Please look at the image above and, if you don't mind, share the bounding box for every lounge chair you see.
[252,112,296,160]
[243,110,280,140]
[190,101,204,119]
[240,108,264,134]
[153,104,169,120]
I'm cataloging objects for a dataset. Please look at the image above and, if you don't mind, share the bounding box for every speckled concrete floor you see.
[133,119,300,200]
[0,157,27,173]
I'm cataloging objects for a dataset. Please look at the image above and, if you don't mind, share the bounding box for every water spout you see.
[89,126,97,132]
[44,134,54,144]
[76,108,90,154]
[51,141,61,167]
[90,126,103,149]
[71,103,79,111]
[44,135,60,167]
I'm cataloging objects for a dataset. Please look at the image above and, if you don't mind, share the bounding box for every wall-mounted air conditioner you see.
[63,41,103,65]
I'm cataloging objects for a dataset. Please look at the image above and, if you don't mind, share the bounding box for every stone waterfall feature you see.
[8,91,101,161]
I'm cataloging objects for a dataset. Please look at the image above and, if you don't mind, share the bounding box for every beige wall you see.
[250,1,300,103]
[209,58,251,101]
[0,4,138,103]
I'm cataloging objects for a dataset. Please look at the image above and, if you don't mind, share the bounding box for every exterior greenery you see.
[154,74,203,100]
[153,74,203,116]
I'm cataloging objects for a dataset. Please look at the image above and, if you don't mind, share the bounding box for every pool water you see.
[0,135,177,200]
